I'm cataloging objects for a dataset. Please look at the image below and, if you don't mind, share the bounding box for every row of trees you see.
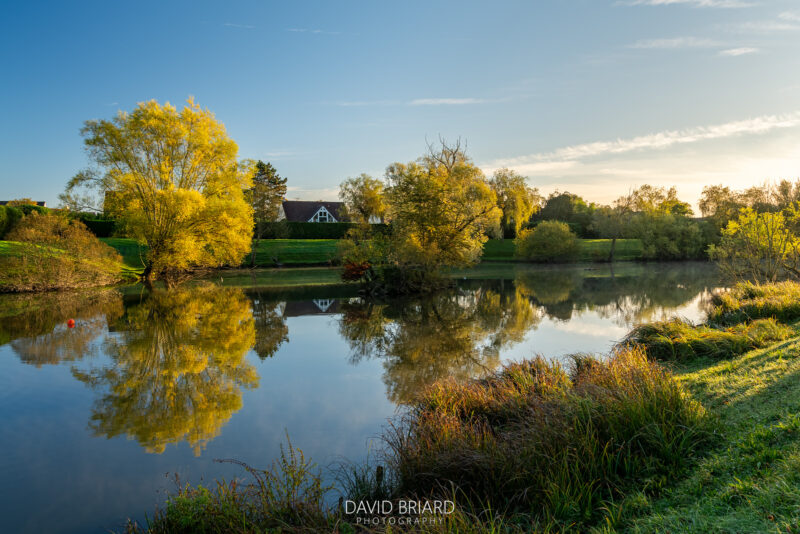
[57,98,800,286]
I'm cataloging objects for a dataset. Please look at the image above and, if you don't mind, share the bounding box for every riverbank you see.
[99,237,646,269]
[0,237,648,294]
[124,281,800,533]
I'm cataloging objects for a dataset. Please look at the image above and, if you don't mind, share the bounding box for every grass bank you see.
[101,238,645,269]
[623,329,800,532]
[482,238,644,263]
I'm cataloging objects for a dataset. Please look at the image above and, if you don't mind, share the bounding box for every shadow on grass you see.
[625,335,800,533]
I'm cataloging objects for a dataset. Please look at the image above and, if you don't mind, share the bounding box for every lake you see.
[0,262,720,533]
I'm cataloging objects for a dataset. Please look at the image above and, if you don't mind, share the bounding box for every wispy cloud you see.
[719,47,759,56]
[409,98,485,106]
[335,97,490,107]
[486,112,800,170]
[335,100,401,107]
[619,0,755,8]
[481,114,800,209]
[628,36,722,49]
[732,20,800,32]
[224,22,255,29]
[286,28,340,35]
[779,11,800,22]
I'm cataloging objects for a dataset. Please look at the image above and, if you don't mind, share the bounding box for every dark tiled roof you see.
[0,200,46,207]
[282,200,347,222]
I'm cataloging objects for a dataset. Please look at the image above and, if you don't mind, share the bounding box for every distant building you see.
[0,200,47,207]
[277,200,382,223]
[278,200,347,223]
[282,299,342,316]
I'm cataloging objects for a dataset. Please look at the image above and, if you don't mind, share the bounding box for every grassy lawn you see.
[99,237,147,269]
[621,331,800,532]
[250,238,339,265]
[102,238,644,269]
[101,238,342,268]
[482,237,644,262]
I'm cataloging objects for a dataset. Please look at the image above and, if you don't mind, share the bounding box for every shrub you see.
[1,213,125,292]
[622,317,791,361]
[709,281,800,326]
[16,204,50,216]
[125,436,335,534]
[0,206,23,238]
[386,348,708,527]
[630,212,707,260]
[514,220,579,262]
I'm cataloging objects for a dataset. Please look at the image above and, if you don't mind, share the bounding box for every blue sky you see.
[2,0,800,209]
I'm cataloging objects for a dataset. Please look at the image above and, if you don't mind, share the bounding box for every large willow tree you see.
[384,140,501,270]
[66,99,253,280]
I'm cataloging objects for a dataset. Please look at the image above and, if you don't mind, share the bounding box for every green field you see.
[482,237,644,262]
[100,238,342,268]
[101,237,644,268]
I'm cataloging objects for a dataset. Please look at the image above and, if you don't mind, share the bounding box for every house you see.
[278,200,347,223]
[0,200,47,207]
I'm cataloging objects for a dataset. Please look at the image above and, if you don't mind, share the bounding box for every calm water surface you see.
[0,262,720,533]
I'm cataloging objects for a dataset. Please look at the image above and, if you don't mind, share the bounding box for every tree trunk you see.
[251,238,258,267]
[141,263,155,291]
[608,237,617,263]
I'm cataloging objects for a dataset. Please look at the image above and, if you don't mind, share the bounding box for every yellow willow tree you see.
[66,99,253,281]
[384,140,502,272]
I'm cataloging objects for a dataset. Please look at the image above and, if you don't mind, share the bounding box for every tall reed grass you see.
[709,281,800,326]
[622,318,791,361]
[383,347,708,529]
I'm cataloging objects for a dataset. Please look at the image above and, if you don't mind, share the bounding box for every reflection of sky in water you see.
[0,263,720,533]
[502,292,712,365]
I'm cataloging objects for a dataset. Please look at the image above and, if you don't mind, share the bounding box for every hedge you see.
[259,221,390,239]
[0,206,23,239]
[79,218,117,238]
[16,204,50,216]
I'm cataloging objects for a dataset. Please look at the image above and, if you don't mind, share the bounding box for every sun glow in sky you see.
[2,0,800,209]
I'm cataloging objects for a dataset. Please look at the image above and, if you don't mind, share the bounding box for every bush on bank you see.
[514,220,580,263]
[0,213,129,292]
[387,347,708,529]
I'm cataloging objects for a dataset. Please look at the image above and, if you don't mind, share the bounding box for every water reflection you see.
[338,286,540,403]
[1,289,123,366]
[72,285,259,455]
[510,263,718,325]
[0,263,719,456]
[251,291,289,359]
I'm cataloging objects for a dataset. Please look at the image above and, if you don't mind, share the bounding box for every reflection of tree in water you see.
[250,292,289,359]
[339,287,540,404]
[1,289,123,366]
[513,263,720,326]
[72,284,258,456]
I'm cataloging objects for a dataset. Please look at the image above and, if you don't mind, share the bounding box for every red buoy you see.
[67,319,75,329]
